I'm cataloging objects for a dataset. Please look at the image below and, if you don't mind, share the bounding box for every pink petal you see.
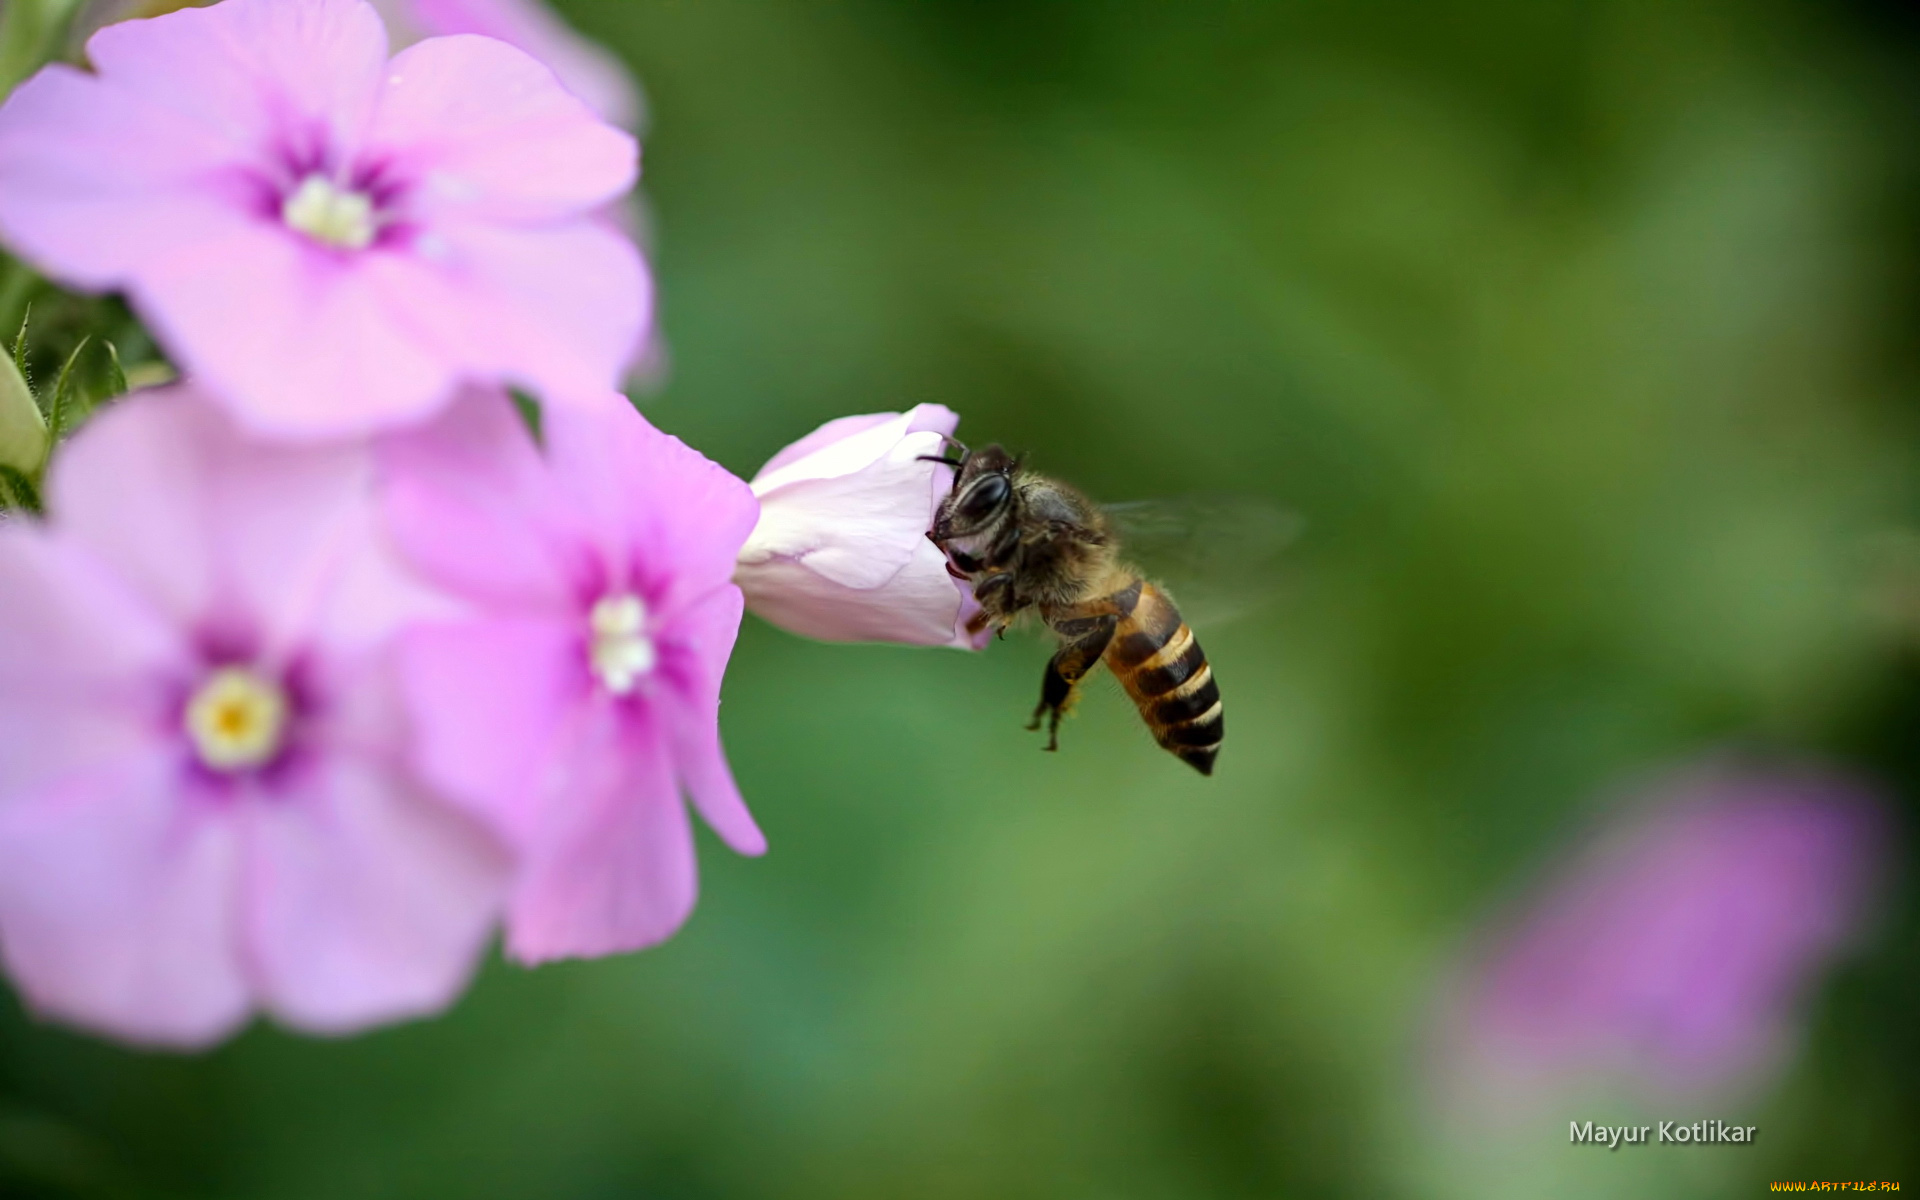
[48,388,412,655]
[738,533,978,648]
[0,529,181,797]
[0,523,179,692]
[0,0,395,289]
[377,388,576,610]
[363,219,651,406]
[0,66,241,289]
[42,391,218,623]
[85,0,388,161]
[371,34,636,223]
[1,0,649,439]
[385,0,641,127]
[740,429,957,591]
[396,615,584,841]
[663,586,763,856]
[542,400,758,618]
[242,755,508,1034]
[753,412,904,481]
[0,757,250,1048]
[130,227,456,438]
[749,405,958,494]
[505,714,697,964]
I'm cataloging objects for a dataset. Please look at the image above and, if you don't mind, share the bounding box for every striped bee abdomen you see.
[1104,581,1222,775]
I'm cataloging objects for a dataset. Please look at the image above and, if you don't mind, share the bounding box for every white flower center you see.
[282,175,376,250]
[184,667,289,772]
[589,593,656,695]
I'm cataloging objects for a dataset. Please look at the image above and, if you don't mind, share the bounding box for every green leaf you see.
[0,0,83,103]
[101,341,129,400]
[511,388,544,444]
[0,464,40,514]
[43,333,88,449]
[10,303,30,397]
[0,262,36,369]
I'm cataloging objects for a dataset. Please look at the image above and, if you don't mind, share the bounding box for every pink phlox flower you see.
[369,0,641,129]
[378,388,764,964]
[736,404,990,649]
[0,387,508,1048]
[0,0,648,437]
[1438,758,1891,1108]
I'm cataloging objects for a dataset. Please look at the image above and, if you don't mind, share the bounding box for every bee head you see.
[926,443,1019,561]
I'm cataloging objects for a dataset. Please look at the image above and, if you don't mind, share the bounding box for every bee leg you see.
[1028,660,1073,750]
[1028,615,1117,753]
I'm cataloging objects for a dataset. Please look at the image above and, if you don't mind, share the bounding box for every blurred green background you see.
[6,0,1920,1196]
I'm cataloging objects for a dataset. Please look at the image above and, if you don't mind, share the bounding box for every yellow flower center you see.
[589,593,656,695]
[282,175,376,250]
[184,668,289,772]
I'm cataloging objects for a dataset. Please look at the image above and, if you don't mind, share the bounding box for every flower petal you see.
[364,219,651,405]
[0,757,250,1048]
[379,0,642,127]
[753,412,903,482]
[663,585,763,856]
[396,615,584,842]
[739,426,955,591]
[47,388,414,655]
[542,399,759,618]
[130,227,456,438]
[85,0,388,161]
[505,713,697,964]
[0,523,179,693]
[377,387,577,611]
[0,0,392,291]
[243,755,507,1035]
[1447,759,1891,1101]
[42,391,227,626]
[0,528,182,797]
[738,532,981,648]
[372,33,636,223]
[0,65,240,289]
[749,404,958,494]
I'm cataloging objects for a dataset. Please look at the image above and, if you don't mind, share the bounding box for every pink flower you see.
[0,0,647,438]
[0,388,507,1048]
[378,389,764,964]
[1436,758,1891,1107]
[736,405,989,649]
[370,0,640,129]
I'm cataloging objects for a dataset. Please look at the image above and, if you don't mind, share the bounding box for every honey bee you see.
[925,443,1250,775]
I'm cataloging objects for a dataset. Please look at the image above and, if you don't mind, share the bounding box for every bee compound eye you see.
[960,473,1010,521]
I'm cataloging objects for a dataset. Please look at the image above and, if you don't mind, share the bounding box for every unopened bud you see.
[0,352,44,475]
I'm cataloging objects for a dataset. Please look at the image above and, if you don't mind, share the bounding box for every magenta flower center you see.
[182,667,289,772]
[589,593,655,694]
[280,175,377,251]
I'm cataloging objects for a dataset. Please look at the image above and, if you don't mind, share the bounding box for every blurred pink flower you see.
[736,405,989,649]
[378,389,763,964]
[370,0,641,129]
[0,389,507,1048]
[1439,759,1891,1106]
[0,0,647,438]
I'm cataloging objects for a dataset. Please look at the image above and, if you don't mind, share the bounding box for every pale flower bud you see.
[736,404,988,649]
[0,351,43,477]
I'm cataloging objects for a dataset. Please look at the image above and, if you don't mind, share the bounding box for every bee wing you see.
[1099,495,1303,629]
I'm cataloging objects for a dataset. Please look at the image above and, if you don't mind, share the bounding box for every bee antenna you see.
[915,434,971,469]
